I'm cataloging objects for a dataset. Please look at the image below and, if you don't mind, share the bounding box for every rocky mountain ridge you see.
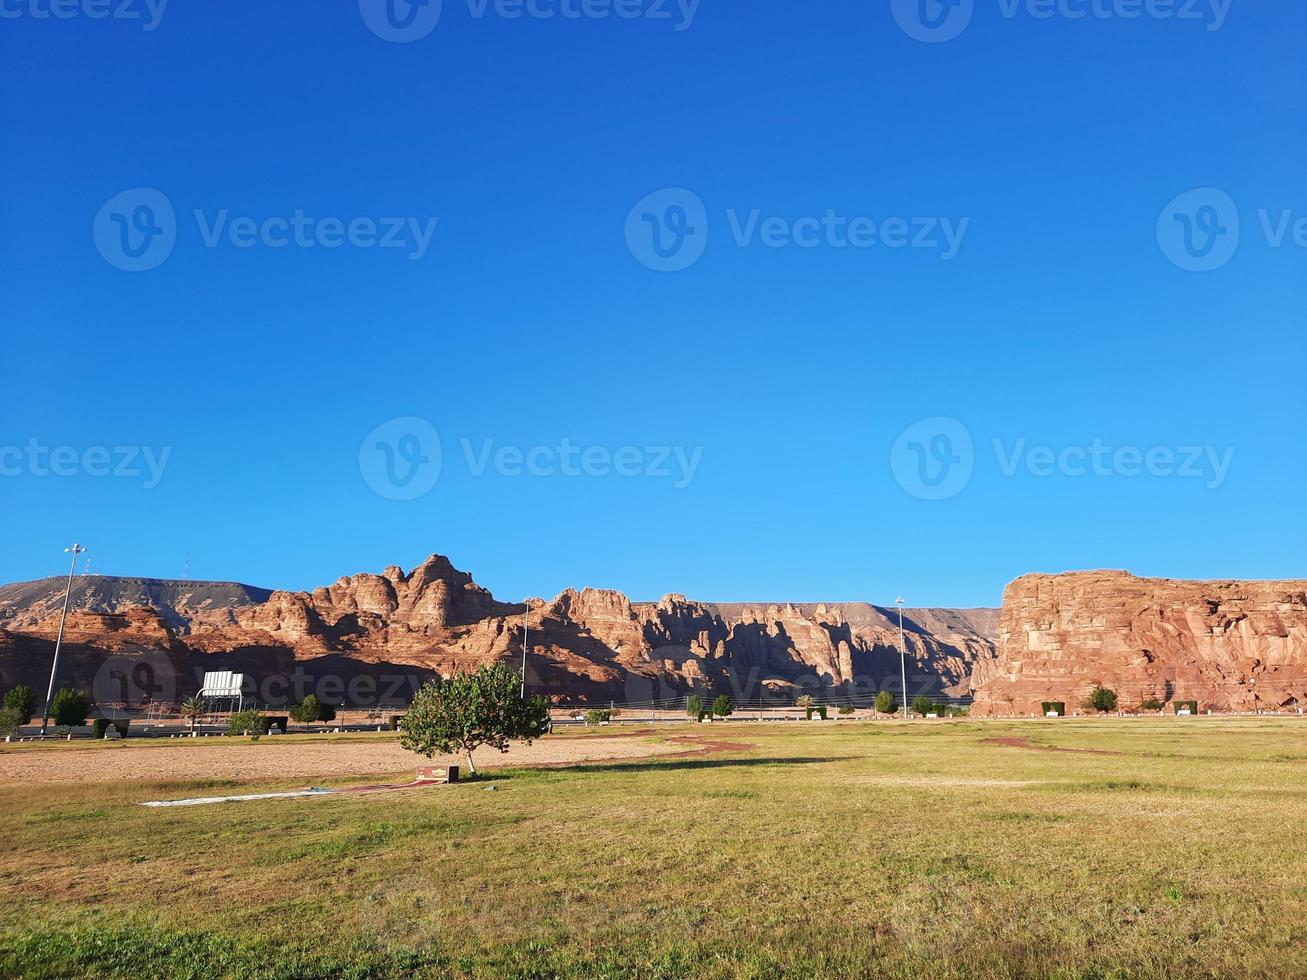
[0,555,997,707]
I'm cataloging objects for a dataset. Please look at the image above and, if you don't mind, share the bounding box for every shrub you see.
[3,685,37,724]
[837,705,854,716]
[875,690,898,715]
[911,695,936,718]
[0,707,22,739]
[227,710,270,737]
[1139,698,1164,711]
[686,695,703,720]
[585,709,611,726]
[50,689,89,729]
[92,719,130,738]
[400,664,549,776]
[712,695,733,718]
[1084,685,1118,713]
[289,695,323,725]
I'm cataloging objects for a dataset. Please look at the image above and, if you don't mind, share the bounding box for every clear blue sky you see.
[2,0,1303,607]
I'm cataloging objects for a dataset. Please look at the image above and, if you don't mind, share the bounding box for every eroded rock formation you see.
[0,555,996,709]
[970,571,1307,716]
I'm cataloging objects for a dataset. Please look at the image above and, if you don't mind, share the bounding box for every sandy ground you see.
[0,733,695,784]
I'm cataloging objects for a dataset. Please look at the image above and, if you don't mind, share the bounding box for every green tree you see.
[686,695,703,720]
[3,685,37,724]
[227,709,269,737]
[712,694,733,718]
[400,664,549,776]
[50,689,89,729]
[1085,684,1118,714]
[0,706,22,740]
[289,695,322,726]
[318,701,338,725]
[911,695,936,718]
[875,690,898,715]
[179,696,204,733]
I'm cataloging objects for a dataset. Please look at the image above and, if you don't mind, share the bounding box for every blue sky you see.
[1,0,1303,607]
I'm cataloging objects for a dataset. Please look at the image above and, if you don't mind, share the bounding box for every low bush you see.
[837,705,854,716]
[1084,684,1118,713]
[1139,698,1164,711]
[585,709,611,726]
[226,710,270,737]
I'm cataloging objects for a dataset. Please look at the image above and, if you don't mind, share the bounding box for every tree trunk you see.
[465,751,476,776]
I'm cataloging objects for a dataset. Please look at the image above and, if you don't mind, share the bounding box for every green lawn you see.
[1,719,1304,978]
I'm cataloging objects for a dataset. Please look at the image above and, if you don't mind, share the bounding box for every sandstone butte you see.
[0,555,995,707]
[969,570,1307,716]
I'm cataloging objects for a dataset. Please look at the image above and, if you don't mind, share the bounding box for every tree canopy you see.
[3,686,37,724]
[399,664,549,776]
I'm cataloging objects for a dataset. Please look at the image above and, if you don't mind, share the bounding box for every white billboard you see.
[199,671,245,698]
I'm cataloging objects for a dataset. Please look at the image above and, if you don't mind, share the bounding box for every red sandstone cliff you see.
[970,571,1307,716]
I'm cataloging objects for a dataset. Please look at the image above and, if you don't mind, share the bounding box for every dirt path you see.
[0,733,731,785]
[981,736,1120,756]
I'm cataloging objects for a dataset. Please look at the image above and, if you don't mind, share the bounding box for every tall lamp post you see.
[520,600,530,699]
[896,596,908,721]
[41,544,86,735]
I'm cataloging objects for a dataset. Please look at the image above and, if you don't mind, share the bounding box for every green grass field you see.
[2,719,1304,978]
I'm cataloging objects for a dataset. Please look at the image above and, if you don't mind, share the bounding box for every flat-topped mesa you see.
[970,570,1307,716]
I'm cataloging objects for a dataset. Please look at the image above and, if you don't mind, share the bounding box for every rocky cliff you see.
[0,555,996,711]
[970,571,1307,716]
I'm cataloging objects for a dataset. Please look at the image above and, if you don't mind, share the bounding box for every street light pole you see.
[896,596,908,721]
[41,544,86,735]
[520,601,529,699]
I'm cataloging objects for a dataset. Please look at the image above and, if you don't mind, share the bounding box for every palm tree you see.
[179,696,204,734]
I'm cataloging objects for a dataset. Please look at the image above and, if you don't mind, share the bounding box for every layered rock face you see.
[0,555,996,709]
[970,571,1307,716]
